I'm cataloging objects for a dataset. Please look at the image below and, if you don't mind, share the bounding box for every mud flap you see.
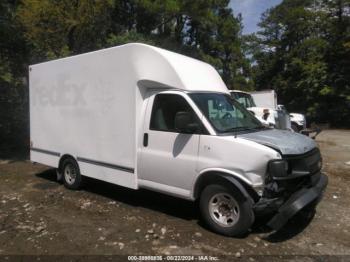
[267,173,328,231]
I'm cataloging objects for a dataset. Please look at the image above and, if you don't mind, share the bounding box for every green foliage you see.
[248,0,350,127]
[0,0,29,146]
[13,0,250,88]
[106,31,156,47]
[17,0,114,60]
[0,61,13,83]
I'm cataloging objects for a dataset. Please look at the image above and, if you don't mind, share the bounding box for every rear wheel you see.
[199,184,254,237]
[62,158,82,190]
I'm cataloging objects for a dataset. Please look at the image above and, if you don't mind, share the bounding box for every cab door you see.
[138,92,205,198]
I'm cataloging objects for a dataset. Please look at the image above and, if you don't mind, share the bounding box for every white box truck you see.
[231,90,292,130]
[30,43,327,236]
[250,90,278,110]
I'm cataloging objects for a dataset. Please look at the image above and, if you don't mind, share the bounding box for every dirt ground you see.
[0,129,349,260]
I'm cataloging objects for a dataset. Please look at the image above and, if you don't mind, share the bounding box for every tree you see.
[17,0,113,60]
[249,0,350,126]
[16,0,249,89]
[0,0,29,146]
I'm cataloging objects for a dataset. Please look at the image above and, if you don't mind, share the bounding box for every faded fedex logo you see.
[31,73,87,107]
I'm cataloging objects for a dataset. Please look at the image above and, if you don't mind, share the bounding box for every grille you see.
[264,148,322,199]
[285,148,322,175]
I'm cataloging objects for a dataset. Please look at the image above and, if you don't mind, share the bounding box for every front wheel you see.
[62,158,82,190]
[199,184,254,237]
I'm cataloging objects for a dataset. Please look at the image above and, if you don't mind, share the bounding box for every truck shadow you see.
[36,169,316,241]
[263,211,316,243]
[36,169,198,221]
[251,210,316,242]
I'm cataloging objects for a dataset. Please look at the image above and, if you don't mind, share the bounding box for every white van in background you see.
[230,90,291,130]
[29,43,327,237]
[277,105,306,132]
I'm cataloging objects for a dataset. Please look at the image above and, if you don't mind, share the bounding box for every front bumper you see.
[254,173,328,231]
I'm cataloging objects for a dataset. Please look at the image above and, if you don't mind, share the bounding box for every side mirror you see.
[174,111,198,134]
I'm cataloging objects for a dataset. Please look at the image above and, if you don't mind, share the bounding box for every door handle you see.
[143,133,148,147]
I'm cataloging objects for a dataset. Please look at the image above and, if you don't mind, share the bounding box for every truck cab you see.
[139,88,327,236]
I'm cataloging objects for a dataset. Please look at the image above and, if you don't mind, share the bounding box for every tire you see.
[61,158,82,190]
[199,184,254,237]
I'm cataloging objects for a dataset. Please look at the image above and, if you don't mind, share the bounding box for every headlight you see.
[268,160,289,178]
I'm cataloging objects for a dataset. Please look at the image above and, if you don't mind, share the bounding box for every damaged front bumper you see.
[253,172,328,231]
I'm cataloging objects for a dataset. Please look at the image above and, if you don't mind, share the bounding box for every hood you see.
[239,129,316,155]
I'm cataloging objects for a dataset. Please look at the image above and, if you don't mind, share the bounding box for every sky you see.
[230,0,283,34]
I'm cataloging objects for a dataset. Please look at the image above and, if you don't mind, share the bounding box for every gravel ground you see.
[0,129,349,260]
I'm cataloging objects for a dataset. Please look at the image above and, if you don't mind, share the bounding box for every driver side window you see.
[150,94,206,134]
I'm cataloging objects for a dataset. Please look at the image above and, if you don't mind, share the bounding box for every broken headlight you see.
[268,159,289,178]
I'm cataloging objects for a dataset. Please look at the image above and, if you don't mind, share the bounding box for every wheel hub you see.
[209,193,240,227]
[218,203,232,216]
[64,164,76,185]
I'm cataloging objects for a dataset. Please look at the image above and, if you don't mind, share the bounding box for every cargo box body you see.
[249,90,277,110]
[30,46,139,188]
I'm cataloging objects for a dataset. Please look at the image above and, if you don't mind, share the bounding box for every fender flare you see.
[192,171,255,202]
[219,174,252,201]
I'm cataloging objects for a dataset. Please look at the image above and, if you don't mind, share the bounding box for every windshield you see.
[189,93,263,133]
[230,92,256,108]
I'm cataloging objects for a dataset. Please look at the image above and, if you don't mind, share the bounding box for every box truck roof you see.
[30,43,228,93]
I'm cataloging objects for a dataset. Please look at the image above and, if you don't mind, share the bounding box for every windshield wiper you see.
[251,126,267,130]
[223,126,265,133]
[222,126,253,133]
